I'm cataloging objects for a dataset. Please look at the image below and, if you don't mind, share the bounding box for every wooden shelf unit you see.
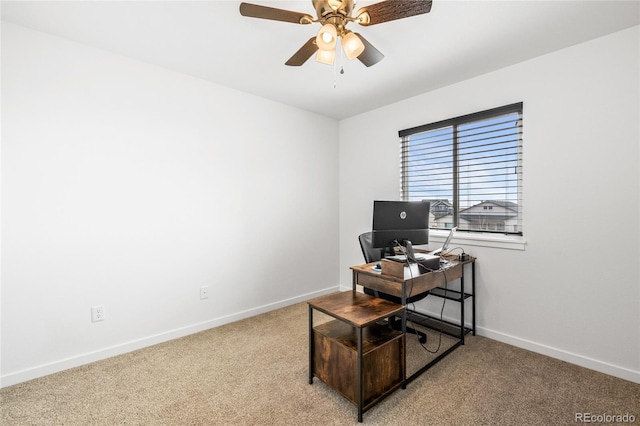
[312,320,404,408]
[308,291,406,423]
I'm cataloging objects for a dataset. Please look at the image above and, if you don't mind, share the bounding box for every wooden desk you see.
[308,291,406,422]
[351,255,476,384]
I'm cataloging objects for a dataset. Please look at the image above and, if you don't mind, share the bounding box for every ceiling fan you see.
[239,0,433,67]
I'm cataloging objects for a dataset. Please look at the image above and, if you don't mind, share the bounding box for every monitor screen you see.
[371,200,430,250]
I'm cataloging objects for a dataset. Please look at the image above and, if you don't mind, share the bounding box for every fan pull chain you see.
[333,41,340,88]
[332,41,346,88]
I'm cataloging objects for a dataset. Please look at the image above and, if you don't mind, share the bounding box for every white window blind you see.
[399,103,523,235]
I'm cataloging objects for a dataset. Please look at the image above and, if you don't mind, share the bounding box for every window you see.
[399,103,523,235]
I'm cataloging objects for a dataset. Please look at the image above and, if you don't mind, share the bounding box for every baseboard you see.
[344,285,640,385]
[0,286,339,388]
[477,327,640,384]
[412,307,639,384]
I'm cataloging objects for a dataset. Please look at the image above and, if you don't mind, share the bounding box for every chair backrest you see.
[359,232,386,263]
[358,232,428,305]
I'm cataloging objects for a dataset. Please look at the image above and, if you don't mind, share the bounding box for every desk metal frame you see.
[350,256,476,384]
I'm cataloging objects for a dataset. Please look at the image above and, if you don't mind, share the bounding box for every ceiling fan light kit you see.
[239,0,433,67]
[316,23,338,50]
[341,31,365,60]
[316,48,336,65]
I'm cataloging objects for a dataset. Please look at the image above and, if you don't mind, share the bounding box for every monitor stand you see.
[402,239,416,262]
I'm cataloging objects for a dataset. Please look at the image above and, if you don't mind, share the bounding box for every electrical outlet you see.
[91,305,105,322]
[200,286,209,300]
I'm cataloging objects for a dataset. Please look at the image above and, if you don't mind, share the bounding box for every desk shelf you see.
[405,280,475,339]
[428,287,473,302]
[406,311,474,340]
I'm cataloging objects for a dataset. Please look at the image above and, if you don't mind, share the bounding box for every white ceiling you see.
[2,0,639,120]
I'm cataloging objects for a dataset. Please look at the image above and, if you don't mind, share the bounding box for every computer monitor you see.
[371,200,430,261]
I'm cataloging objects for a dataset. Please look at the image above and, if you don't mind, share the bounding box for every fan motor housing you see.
[313,0,354,19]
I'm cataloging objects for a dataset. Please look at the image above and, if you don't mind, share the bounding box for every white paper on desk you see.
[403,263,422,279]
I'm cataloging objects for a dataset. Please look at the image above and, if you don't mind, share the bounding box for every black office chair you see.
[358,232,427,343]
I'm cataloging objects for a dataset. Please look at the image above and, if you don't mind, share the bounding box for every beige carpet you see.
[1,301,638,425]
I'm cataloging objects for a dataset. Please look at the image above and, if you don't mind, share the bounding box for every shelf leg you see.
[308,306,314,384]
[401,282,407,390]
[460,273,465,345]
[357,326,363,422]
[472,262,476,336]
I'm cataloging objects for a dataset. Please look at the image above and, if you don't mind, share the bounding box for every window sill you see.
[426,230,527,251]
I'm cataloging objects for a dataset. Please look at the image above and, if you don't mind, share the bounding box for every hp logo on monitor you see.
[400,211,407,220]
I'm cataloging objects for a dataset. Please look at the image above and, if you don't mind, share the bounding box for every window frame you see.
[399,102,524,240]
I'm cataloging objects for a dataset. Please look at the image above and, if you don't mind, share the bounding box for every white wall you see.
[1,22,340,386]
[339,26,640,383]
[3,21,638,389]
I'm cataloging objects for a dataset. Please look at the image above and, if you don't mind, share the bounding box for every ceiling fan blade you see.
[355,33,384,67]
[356,0,432,26]
[285,37,319,66]
[239,2,313,24]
